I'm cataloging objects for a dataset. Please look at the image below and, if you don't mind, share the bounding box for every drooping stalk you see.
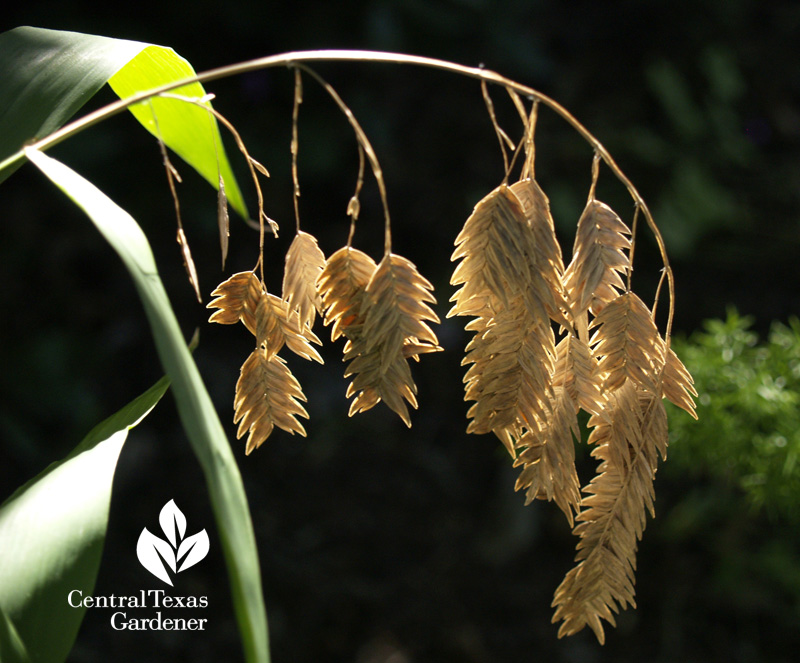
[0,49,675,341]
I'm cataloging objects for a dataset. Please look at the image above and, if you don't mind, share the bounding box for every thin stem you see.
[627,203,640,292]
[481,80,512,179]
[507,87,530,129]
[150,100,202,303]
[652,267,667,331]
[588,152,600,202]
[294,63,392,255]
[159,91,276,281]
[201,97,232,271]
[291,69,303,233]
[201,93,224,172]
[198,94,230,270]
[4,48,674,336]
[522,100,539,180]
[504,133,526,184]
[347,145,365,246]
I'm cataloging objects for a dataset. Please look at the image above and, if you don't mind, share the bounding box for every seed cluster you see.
[206,72,696,644]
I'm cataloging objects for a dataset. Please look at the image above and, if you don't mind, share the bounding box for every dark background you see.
[2,1,800,661]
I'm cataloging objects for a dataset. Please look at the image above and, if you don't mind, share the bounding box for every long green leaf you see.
[107,45,247,217]
[24,147,270,663]
[0,377,169,663]
[0,26,142,181]
[0,27,246,218]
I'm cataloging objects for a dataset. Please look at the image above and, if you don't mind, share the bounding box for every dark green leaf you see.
[0,27,246,218]
[0,377,169,663]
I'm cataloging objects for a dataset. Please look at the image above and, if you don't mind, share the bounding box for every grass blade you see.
[24,147,270,663]
[0,26,142,182]
[0,378,169,663]
[0,27,245,217]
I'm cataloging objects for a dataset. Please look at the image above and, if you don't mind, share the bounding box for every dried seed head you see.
[282,230,326,329]
[234,348,309,454]
[217,174,230,270]
[207,271,263,333]
[317,246,377,342]
[254,293,323,363]
[564,199,632,319]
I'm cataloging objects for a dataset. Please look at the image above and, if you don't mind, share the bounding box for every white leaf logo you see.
[137,500,209,585]
[159,499,186,547]
[177,531,210,572]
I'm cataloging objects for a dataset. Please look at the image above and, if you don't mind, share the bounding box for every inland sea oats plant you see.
[203,59,696,645]
[0,27,697,660]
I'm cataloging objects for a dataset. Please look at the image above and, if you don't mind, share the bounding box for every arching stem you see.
[4,49,674,338]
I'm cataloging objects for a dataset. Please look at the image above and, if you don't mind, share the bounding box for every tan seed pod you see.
[362,253,441,365]
[450,184,533,315]
[509,178,572,327]
[511,386,582,525]
[660,344,698,419]
[553,333,606,418]
[283,230,326,329]
[217,174,230,270]
[344,343,418,426]
[233,348,309,454]
[589,292,664,394]
[564,199,632,319]
[462,296,555,437]
[317,246,377,342]
[254,292,323,363]
[320,248,441,426]
[207,271,263,334]
[552,382,668,644]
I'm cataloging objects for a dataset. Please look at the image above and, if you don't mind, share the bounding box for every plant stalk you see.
[1,48,675,339]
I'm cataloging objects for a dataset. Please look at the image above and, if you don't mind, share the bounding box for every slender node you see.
[149,100,202,303]
[627,203,640,292]
[588,151,600,202]
[521,99,539,180]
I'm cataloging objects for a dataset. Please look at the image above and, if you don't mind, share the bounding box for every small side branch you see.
[294,63,392,255]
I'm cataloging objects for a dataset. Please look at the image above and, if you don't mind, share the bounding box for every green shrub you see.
[668,310,800,518]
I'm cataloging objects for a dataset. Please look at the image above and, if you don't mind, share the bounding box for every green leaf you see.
[0,26,142,182]
[0,377,169,663]
[0,27,246,218]
[24,147,270,663]
[107,44,247,218]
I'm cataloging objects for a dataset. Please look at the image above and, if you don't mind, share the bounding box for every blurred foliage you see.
[641,47,752,257]
[646,312,800,662]
[668,310,800,519]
